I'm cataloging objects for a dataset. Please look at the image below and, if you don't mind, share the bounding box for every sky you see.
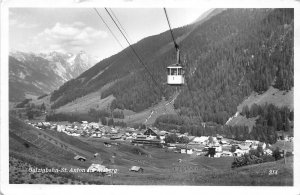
[9,8,210,60]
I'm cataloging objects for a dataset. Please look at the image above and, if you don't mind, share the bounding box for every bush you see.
[164,134,178,143]
[249,149,260,157]
[16,99,31,108]
[23,142,30,148]
[272,147,282,161]
[37,94,48,100]
[230,145,236,153]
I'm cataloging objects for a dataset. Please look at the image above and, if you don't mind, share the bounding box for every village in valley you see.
[23,118,293,175]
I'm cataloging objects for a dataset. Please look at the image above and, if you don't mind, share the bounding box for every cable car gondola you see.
[167,65,184,85]
[167,44,185,85]
[164,8,185,86]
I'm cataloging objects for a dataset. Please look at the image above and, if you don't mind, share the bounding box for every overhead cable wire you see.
[104,7,165,98]
[107,8,139,69]
[163,8,178,49]
[94,8,125,50]
[164,8,203,124]
[94,8,168,121]
[105,8,170,118]
[109,8,134,44]
[93,8,140,74]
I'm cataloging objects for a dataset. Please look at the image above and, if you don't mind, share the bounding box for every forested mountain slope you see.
[174,8,293,124]
[50,9,293,125]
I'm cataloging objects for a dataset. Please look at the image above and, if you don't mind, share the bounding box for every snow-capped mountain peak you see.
[9,50,99,101]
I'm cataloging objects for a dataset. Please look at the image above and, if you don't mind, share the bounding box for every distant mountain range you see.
[9,51,99,101]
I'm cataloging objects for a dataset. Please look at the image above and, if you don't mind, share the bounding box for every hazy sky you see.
[9,8,210,60]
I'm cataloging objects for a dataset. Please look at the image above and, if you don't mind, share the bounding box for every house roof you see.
[189,145,205,150]
[177,145,193,150]
[187,136,195,140]
[88,164,106,171]
[193,136,209,142]
[74,155,86,160]
[143,128,158,136]
[130,166,142,171]
[239,145,250,150]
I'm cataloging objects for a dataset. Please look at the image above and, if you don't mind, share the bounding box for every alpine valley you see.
[9,51,99,102]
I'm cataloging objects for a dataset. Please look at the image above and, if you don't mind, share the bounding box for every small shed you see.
[74,155,86,161]
[104,142,112,147]
[129,166,144,173]
[87,164,107,172]
[94,153,99,158]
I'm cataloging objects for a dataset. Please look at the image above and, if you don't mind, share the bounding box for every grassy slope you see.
[55,81,117,113]
[29,80,177,125]
[52,90,178,125]
[227,87,293,128]
[56,94,115,113]
[120,95,177,125]
[31,95,51,110]
[237,86,294,112]
[226,115,259,131]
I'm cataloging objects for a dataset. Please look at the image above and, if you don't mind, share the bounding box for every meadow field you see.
[9,117,293,185]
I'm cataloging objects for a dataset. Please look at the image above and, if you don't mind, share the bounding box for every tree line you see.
[241,103,293,132]
[154,113,279,144]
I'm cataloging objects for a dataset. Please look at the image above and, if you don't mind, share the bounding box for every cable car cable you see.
[94,8,155,106]
[109,8,134,44]
[163,8,178,49]
[105,8,171,118]
[94,8,145,79]
[94,8,125,50]
[107,8,141,70]
[104,8,166,98]
[163,8,203,123]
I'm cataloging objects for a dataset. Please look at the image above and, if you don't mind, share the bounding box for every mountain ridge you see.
[9,50,99,101]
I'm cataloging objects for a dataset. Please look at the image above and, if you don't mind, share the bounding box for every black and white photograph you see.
[0,0,299,194]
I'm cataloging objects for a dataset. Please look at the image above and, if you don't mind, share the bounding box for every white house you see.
[42,122,51,127]
[245,140,259,145]
[214,152,222,158]
[234,149,245,157]
[220,140,229,145]
[57,125,66,132]
[265,148,273,156]
[214,145,223,152]
[87,164,108,173]
[192,136,209,144]
[186,149,193,154]
[89,122,99,129]
[92,133,101,138]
